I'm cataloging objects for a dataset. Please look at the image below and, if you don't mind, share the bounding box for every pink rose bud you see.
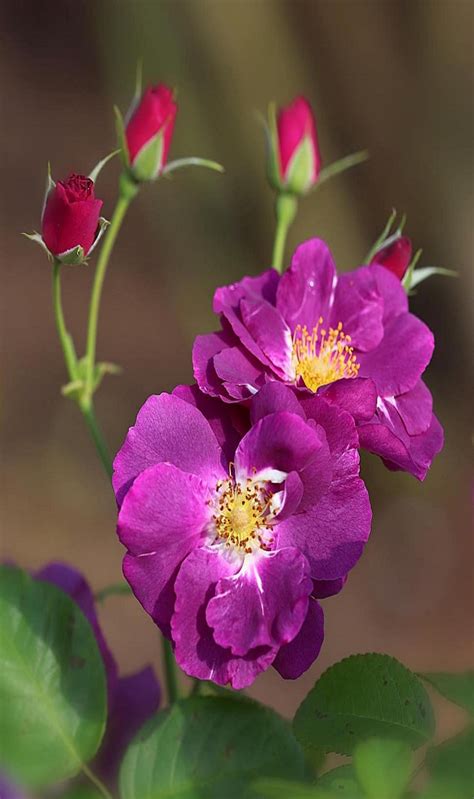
[370,236,412,280]
[125,84,177,181]
[42,174,103,262]
[269,96,321,195]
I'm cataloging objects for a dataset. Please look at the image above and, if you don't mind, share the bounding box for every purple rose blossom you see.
[113,382,371,688]
[34,563,160,788]
[192,238,443,480]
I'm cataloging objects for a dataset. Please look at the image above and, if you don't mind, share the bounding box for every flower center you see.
[292,318,360,393]
[211,474,276,553]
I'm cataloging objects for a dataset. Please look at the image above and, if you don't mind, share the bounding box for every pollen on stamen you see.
[292,318,360,393]
[212,472,276,553]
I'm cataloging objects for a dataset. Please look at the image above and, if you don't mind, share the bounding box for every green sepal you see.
[56,245,86,266]
[41,161,56,221]
[365,209,405,263]
[265,102,284,191]
[403,262,458,293]
[285,135,316,195]
[130,128,165,182]
[114,105,131,168]
[88,150,120,183]
[123,59,144,126]
[315,149,369,190]
[22,231,53,260]
[87,216,110,257]
[162,156,224,176]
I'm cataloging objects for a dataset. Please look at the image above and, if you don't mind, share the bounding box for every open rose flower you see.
[113,382,371,688]
[193,238,443,480]
[35,563,160,789]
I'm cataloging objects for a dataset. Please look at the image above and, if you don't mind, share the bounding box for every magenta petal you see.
[277,476,372,579]
[173,384,249,462]
[331,268,384,352]
[96,666,160,785]
[117,463,211,556]
[394,380,433,436]
[321,377,377,422]
[240,297,293,376]
[276,238,337,332]
[192,329,236,399]
[235,411,322,480]
[206,548,312,656]
[113,393,224,505]
[213,346,266,391]
[172,547,276,688]
[358,313,434,396]
[312,575,347,598]
[300,395,359,480]
[273,599,324,679]
[371,263,409,323]
[250,383,305,424]
[214,271,279,368]
[359,402,443,481]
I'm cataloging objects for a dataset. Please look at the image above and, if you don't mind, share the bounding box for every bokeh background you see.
[1,0,472,737]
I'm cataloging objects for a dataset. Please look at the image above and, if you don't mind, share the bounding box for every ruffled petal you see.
[330,267,384,352]
[234,411,323,482]
[276,238,337,332]
[113,393,225,505]
[172,547,276,688]
[192,329,236,398]
[240,298,293,377]
[273,599,324,679]
[276,475,372,580]
[320,377,377,422]
[206,548,312,655]
[358,313,434,396]
[250,382,305,424]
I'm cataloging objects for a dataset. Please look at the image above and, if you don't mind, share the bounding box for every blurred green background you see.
[1,0,472,735]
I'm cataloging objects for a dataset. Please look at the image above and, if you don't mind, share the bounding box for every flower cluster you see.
[110,91,443,689]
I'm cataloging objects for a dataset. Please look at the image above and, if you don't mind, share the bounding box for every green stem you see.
[81,762,113,799]
[52,259,77,381]
[162,637,179,704]
[271,193,298,273]
[80,401,113,478]
[84,172,138,400]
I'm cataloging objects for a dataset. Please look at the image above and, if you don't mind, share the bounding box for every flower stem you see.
[162,637,179,704]
[84,172,138,401]
[52,259,77,381]
[81,762,113,799]
[79,401,113,478]
[271,193,298,273]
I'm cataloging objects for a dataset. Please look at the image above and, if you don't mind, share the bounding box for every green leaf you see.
[0,565,107,789]
[119,695,305,799]
[424,726,474,799]
[353,738,412,799]
[293,653,434,757]
[317,765,363,798]
[61,785,103,799]
[420,671,474,716]
[253,778,332,798]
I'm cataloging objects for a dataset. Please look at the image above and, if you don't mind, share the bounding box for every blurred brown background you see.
[1,0,473,733]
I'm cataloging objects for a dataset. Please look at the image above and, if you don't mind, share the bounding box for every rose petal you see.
[276,238,337,332]
[273,599,324,679]
[172,547,276,688]
[113,393,225,505]
[206,548,312,655]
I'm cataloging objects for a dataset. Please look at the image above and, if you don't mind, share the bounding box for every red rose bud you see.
[42,174,103,263]
[370,236,413,280]
[269,96,321,195]
[125,84,177,181]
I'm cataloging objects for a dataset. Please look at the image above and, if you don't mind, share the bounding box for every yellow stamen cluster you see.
[211,474,275,553]
[292,318,360,393]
